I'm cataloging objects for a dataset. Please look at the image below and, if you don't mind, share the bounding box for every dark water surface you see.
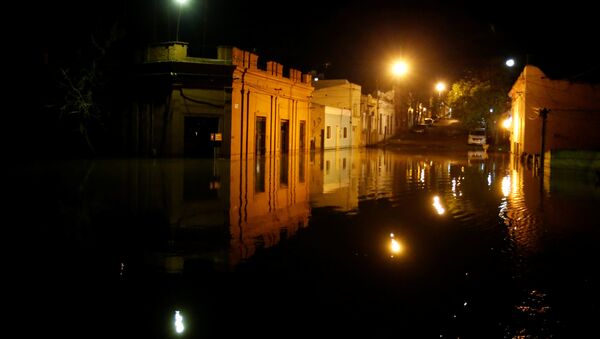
[14,149,600,338]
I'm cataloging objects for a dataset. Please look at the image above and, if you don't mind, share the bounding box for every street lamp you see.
[435,82,446,95]
[391,60,409,132]
[435,81,446,118]
[174,0,189,42]
[502,115,512,129]
[391,60,409,78]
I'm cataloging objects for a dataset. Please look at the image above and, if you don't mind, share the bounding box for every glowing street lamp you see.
[174,0,189,42]
[435,82,446,118]
[502,116,512,129]
[505,58,515,67]
[390,60,410,132]
[391,60,409,78]
[435,82,446,95]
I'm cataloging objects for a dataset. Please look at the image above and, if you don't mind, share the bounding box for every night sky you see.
[33,0,599,92]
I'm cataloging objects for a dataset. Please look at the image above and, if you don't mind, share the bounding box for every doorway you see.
[184,116,219,158]
[256,116,266,156]
[280,120,289,154]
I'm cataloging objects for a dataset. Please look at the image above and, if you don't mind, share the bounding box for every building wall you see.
[228,47,313,159]
[323,106,352,149]
[312,79,363,147]
[360,91,394,145]
[361,94,377,146]
[309,103,325,150]
[377,90,395,142]
[509,65,600,156]
[167,88,230,156]
[138,44,313,159]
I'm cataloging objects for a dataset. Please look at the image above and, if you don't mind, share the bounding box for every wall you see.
[309,103,325,150]
[323,106,352,149]
[137,44,313,159]
[312,79,363,147]
[509,65,600,156]
[228,47,313,159]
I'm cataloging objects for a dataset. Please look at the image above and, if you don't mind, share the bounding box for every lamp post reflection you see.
[174,310,184,334]
[435,82,446,119]
[388,233,405,258]
[391,59,409,132]
[432,195,446,215]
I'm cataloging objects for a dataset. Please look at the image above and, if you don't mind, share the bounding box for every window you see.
[343,127,347,138]
[327,126,331,139]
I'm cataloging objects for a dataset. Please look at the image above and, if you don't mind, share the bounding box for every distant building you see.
[360,90,395,145]
[508,65,600,164]
[133,42,313,159]
[309,148,358,212]
[310,103,352,150]
[311,79,363,147]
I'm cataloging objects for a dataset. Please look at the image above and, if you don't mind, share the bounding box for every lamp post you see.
[174,0,189,42]
[391,60,409,132]
[435,82,446,119]
[538,108,550,173]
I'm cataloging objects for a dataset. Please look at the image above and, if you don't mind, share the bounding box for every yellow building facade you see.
[135,43,314,159]
[311,79,363,147]
[508,65,600,158]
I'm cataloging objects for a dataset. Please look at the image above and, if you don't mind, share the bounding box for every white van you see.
[468,128,487,145]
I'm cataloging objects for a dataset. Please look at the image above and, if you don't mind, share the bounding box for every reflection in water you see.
[432,195,446,215]
[174,310,184,334]
[310,148,358,212]
[19,148,600,337]
[501,175,511,197]
[230,153,309,267]
[389,233,404,256]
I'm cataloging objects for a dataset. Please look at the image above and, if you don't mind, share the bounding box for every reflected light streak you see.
[389,233,404,255]
[502,116,512,129]
[487,173,492,187]
[174,310,184,334]
[511,169,519,198]
[419,168,425,183]
[502,175,511,197]
[432,195,446,215]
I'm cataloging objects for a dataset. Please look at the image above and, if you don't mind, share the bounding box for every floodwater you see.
[14,148,600,338]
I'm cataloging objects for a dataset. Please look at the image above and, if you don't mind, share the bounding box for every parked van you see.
[467,128,487,145]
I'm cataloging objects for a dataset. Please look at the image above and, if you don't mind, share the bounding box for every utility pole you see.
[538,108,550,173]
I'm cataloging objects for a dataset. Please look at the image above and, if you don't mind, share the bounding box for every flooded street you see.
[15,149,600,338]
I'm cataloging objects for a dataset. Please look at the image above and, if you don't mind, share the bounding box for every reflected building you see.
[357,149,395,200]
[229,153,310,267]
[39,154,312,273]
[159,153,311,270]
[309,148,359,212]
[502,154,600,254]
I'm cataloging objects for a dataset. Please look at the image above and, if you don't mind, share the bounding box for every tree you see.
[446,77,510,133]
[57,24,125,155]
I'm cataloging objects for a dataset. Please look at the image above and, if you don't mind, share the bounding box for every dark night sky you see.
[32,0,600,93]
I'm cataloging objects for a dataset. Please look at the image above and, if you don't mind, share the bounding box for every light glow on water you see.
[174,310,184,334]
[433,195,446,215]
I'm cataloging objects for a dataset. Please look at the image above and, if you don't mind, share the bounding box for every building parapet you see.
[145,43,313,85]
